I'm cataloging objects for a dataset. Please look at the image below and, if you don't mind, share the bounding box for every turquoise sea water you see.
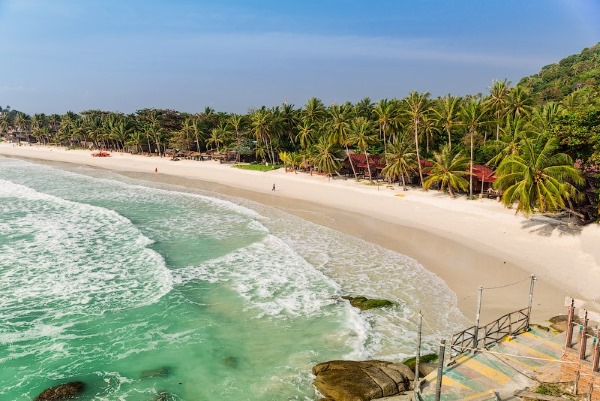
[0,157,466,400]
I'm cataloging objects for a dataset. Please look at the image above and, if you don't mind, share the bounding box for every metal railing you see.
[450,307,530,360]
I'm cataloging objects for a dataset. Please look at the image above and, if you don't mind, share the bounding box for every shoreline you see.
[2,143,599,323]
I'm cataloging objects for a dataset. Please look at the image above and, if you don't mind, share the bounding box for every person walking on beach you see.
[272,183,276,191]
[154,167,158,174]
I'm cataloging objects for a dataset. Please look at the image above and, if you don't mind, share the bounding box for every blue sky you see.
[0,0,598,115]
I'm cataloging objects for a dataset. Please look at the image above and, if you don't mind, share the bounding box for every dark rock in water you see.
[140,366,172,379]
[312,360,414,401]
[341,296,393,310]
[223,356,239,369]
[34,381,85,401]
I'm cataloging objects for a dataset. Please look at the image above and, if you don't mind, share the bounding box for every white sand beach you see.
[2,142,599,324]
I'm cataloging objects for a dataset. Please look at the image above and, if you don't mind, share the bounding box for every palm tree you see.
[433,95,462,151]
[485,79,510,141]
[279,151,303,173]
[249,108,277,164]
[373,99,397,156]
[423,145,470,197]
[403,91,431,188]
[531,102,561,134]
[14,112,30,144]
[506,86,534,120]
[381,133,417,190]
[303,97,327,125]
[228,114,245,162]
[278,102,299,146]
[208,123,230,153]
[354,97,374,119]
[348,117,378,181]
[461,99,488,198]
[495,136,584,215]
[327,104,357,179]
[126,131,147,154]
[310,137,344,179]
[296,119,316,150]
[486,116,532,167]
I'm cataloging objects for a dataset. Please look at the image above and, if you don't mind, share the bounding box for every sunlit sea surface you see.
[0,156,466,400]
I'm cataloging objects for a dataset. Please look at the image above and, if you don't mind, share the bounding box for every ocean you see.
[0,156,466,400]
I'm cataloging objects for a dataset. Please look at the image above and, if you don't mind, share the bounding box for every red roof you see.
[349,154,386,169]
[471,164,496,182]
[419,159,433,168]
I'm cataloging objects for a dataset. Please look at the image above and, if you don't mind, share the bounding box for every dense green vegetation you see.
[1,44,598,221]
[519,43,600,103]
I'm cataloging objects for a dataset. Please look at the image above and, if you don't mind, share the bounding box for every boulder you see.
[312,360,413,401]
[342,296,394,311]
[34,381,85,401]
[401,353,438,377]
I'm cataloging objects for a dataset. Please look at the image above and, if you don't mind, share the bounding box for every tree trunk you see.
[469,128,474,199]
[346,146,358,180]
[414,119,424,188]
[365,151,373,182]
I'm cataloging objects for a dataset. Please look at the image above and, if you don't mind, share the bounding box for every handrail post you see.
[526,274,536,330]
[473,286,483,352]
[414,311,422,398]
[566,298,575,348]
[435,339,446,401]
[592,327,600,372]
[579,310,589,360]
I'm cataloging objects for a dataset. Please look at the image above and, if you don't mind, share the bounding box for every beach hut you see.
[471,164,497,197]
[341,153,386,179]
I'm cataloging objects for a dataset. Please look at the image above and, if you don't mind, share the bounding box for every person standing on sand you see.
[272,183,275,191]
[154,167,158,174]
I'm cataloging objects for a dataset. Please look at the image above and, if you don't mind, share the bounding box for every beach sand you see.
[2,143,599,324]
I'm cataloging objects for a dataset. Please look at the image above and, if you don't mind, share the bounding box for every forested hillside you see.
[519,43,600,103]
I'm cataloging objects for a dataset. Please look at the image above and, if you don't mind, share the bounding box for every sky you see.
[0,0,599,115]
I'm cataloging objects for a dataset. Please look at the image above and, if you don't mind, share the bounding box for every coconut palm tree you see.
[486,116,532,167]
[433,95,462,151]
[461,99,489,198]
[126,131,146,154]
[249,108,277,164]
[506,86,534,120]
[531,102,561,134]
[495,136,584,215]
[303,97,327,125]
[296,119,317,150]
[485,79,510,141]
[381,133,417,190]
[310,137,344,179]
[327,104,357,179]
[423,145,470,197]
[373,99,397,155]
[403,91,431,188]
[228,114,246,162]
[348,116,378,181]
[14,112,30,144]
[354,97,374,119]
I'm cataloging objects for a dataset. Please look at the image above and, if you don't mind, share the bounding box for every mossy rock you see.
[402,353,438,371]
[342,296,393,310]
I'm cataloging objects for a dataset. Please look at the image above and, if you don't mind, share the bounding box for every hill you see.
[518,42,600,103]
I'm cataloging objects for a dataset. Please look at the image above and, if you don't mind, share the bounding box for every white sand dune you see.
[2,142,599,324]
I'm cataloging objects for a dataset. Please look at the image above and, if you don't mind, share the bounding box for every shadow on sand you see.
[521,216,582,236]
